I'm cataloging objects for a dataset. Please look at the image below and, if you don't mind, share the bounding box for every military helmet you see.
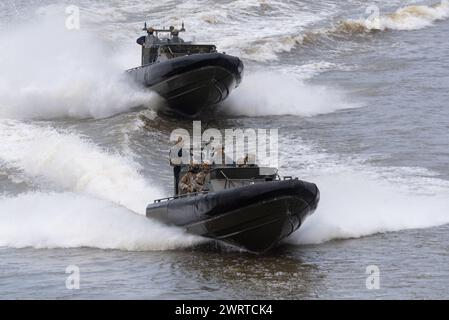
[202,160,212,170]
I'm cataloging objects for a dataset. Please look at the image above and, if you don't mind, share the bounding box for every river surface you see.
[1,0,449,299]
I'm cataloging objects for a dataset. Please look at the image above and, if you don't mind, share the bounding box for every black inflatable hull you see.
[146,180,320,253]
[127,53,243,116]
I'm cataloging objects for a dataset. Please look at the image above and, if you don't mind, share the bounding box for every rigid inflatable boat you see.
[146,165,319,253]
[126,24,243,116]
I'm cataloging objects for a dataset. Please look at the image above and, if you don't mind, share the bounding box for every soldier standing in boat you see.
[169,136,184,194]
[170,29,184,44]
[136,27,158,47]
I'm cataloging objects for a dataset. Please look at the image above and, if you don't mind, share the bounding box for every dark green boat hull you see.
[146,180,319,253]
[127,53,243,116]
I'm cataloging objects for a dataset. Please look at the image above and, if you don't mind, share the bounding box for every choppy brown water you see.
[1,0,449,299]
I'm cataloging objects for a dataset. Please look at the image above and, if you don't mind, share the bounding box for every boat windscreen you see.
[160,44,216,58]
[210,167,277,180]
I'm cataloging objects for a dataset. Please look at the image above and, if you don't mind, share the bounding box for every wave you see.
[3,1,446,68]
[0,120,201,251]
[0,192,201,250]
[0,120,162,214]
[222,71,359,117]
[0,14,160,120]
[353,1,449,32]
[304,2,449,44]
[292,167,449,244]
[250,2,449,56]
[219,2,449,60]
[279,141,449,245]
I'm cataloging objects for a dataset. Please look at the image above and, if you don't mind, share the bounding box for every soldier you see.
[136,27,158,47]
[236,154,248,167]
[179,170,193,194]
[179,163,200,194]
[144,27,159,47]
[192,161,211,192]
[171,29,184,44]
[170,136,184,195]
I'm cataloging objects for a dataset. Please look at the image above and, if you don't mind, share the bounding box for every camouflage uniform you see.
[179,171,195,194]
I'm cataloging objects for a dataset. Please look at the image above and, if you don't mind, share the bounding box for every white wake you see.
[0,15,158,120]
